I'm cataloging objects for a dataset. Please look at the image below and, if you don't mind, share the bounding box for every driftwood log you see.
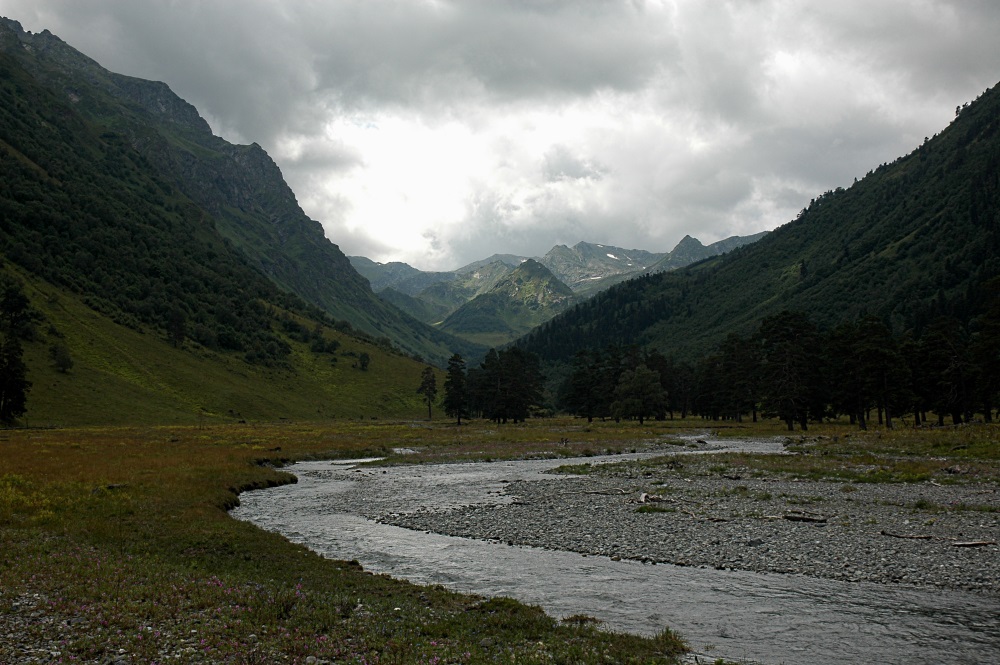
[783,510,827,523]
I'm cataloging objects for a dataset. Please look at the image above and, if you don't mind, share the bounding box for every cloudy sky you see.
[4,1,1000,270]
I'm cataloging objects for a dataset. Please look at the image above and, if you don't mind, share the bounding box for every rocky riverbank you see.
[375,452,1000,595]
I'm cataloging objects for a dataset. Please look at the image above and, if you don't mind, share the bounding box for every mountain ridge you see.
[350,232,768,334]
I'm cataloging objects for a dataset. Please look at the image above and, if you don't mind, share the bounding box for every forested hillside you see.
[0,18,451,424]
[441,259,576,346]
[519,81,1000,364]
[0,18,480,366]
[0,44,295,363]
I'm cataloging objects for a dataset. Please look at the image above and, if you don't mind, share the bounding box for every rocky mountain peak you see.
[671,235,705,252]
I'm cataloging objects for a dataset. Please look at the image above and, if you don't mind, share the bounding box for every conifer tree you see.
[416,366,437,420]
[0,277,33,424]
[611,364,667,425]
[443,354,469,425]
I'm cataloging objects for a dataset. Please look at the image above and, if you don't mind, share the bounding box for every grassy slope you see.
[17,268,438,426]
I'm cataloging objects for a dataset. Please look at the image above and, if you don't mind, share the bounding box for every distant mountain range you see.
[350,233,767,344]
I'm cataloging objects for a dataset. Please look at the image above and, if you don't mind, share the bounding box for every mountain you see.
[349,256,427,293]
[348,254,525,298]
[541,242,663,292]
[350,234,768,331]
[411,261,514,319]
[517,81,1000,364]
[377,286,454,326]
[454,254,530,274]
[440,260,576,346]
[648,232,769,273]
[0,17,480,367]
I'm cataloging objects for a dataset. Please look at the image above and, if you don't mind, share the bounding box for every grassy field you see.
[4,414,996,663]
[0,420,687,664]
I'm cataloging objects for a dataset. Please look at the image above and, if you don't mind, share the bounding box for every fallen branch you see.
[881,530,934,540]
[637,492,695,503]
[952,540,997,548]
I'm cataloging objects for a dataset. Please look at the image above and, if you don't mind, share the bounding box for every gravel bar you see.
[378,455,1000,595]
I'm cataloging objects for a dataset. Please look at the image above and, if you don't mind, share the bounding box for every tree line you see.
[421,347,546,425]
[557,304,1000,430]
[423,294,999,430]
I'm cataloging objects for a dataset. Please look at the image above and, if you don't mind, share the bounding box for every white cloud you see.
[3,0,999,269]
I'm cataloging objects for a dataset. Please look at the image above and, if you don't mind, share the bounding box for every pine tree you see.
[0,277,33,424]
[610,364,667,425]
[443,354,469,425]
[755,311,825,431]
[559,350,602,422]
[416,366,437,420]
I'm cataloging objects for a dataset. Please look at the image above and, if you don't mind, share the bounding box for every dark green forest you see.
[556,292,1000,430]
[440,348,546,425]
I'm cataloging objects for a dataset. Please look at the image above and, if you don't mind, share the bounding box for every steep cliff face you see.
[0,17,480,365]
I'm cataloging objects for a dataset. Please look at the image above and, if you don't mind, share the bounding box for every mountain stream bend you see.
[232,438,1000,664]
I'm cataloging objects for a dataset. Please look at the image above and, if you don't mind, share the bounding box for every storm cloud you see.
[4,0,999,269]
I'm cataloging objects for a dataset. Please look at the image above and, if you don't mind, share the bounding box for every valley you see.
[1,9,999,665]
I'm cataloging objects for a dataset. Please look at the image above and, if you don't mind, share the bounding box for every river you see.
[231,442,1000,665]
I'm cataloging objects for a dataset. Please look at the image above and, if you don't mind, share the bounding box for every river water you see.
[231,441,1000,665]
